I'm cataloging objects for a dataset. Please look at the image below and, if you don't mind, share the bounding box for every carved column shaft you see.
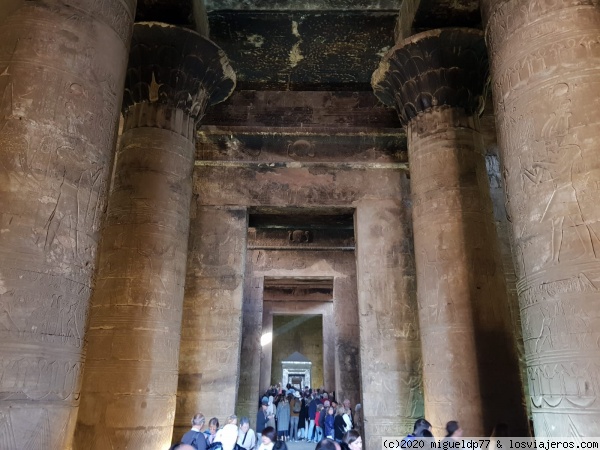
[174,205,248,440]
[74,23,235,449]
[0,1,135,448]
[355,196,423,448]
[373,28,528,435]
[410,108,485,432]
[482,0,600,436]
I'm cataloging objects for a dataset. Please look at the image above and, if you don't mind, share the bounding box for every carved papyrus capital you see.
[123,22,236,123]
[372,28,488,126]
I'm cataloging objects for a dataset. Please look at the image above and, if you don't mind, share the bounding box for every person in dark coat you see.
[180,413,207,450]
[334,406,347,441]
[298,395,308,440]
[325,406,335,439]
[308,394,319,442]
[257,396,270,435]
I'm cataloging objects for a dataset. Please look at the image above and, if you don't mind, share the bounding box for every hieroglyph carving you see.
[0,358,81,401]
[485,0,600,434]
[0,1,135,448]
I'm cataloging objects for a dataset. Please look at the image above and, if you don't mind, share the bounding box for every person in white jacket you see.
[342,407,353,433]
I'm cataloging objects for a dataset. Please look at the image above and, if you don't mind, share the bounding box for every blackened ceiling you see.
[135,0,481,91]
[134,1,481,163]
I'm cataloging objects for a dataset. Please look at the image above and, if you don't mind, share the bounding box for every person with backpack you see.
[180,413,208,450]
[289,392,301,441]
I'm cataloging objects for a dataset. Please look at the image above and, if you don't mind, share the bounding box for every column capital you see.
[123,22,236,123]
[372,28,488,126]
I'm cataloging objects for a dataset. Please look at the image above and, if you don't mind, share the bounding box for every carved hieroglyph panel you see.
[485,0,600,436]
[0,1,135,448]
[408,108,526,436]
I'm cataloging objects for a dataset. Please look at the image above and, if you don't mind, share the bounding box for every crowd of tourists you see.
[170,385,363,450]
[255,385,362,443]
[169,390,513,450]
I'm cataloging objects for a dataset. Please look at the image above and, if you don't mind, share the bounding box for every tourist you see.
[290,392,301,441]
[315,404,324,442]
[342,407,352,433]
[334,406,347,441]
[308,393,319,442]
[298,394,308,440]
[237,417,257,450]
[317,438,342,450]
[325,406,335,439]
[257,397,270,436]
[343,399,353,425]
[416,429,435,447]
[208,424,244,450]
[444,421,463,441]
[342,430,362,450]
[276,394,291,441]
[318,402,327,439]
[205,418,220,445]
[216,415,238,442]
[442,421,479,449]
[180,413,207,450]
[267,396,277,428]
[257,427,277,450]
[403,418,432,443]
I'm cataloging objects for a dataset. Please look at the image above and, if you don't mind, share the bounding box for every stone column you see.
[373,28,527,435]
[236,271,264,427]
[259,304,275,396]
[174,205,247,440]
[0,1,135,448]
[74,23,235,449]
[355,196,423,450]
[333,267,361,406]
[482,0,600,436]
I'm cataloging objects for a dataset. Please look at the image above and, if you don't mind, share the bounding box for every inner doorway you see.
[272,315,323,389]
[235,207,362,427]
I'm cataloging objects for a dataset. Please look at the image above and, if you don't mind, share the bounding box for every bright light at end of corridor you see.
[261,332,273,346]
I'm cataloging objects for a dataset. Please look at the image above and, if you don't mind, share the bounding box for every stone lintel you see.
[372,28,488,125]
[123,21,235,126]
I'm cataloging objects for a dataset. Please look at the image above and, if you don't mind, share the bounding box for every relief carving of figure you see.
[521,84,598,265]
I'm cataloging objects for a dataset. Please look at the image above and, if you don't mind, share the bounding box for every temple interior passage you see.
[1,0,600,449]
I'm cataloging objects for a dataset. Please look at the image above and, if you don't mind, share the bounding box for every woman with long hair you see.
[342,430,362,450]
[334,406,346,441]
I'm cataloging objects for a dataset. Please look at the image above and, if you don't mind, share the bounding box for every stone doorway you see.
[282,351,313,390]
[235,208,362,425]
[273,318,321,389]
[262,284,331,394]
